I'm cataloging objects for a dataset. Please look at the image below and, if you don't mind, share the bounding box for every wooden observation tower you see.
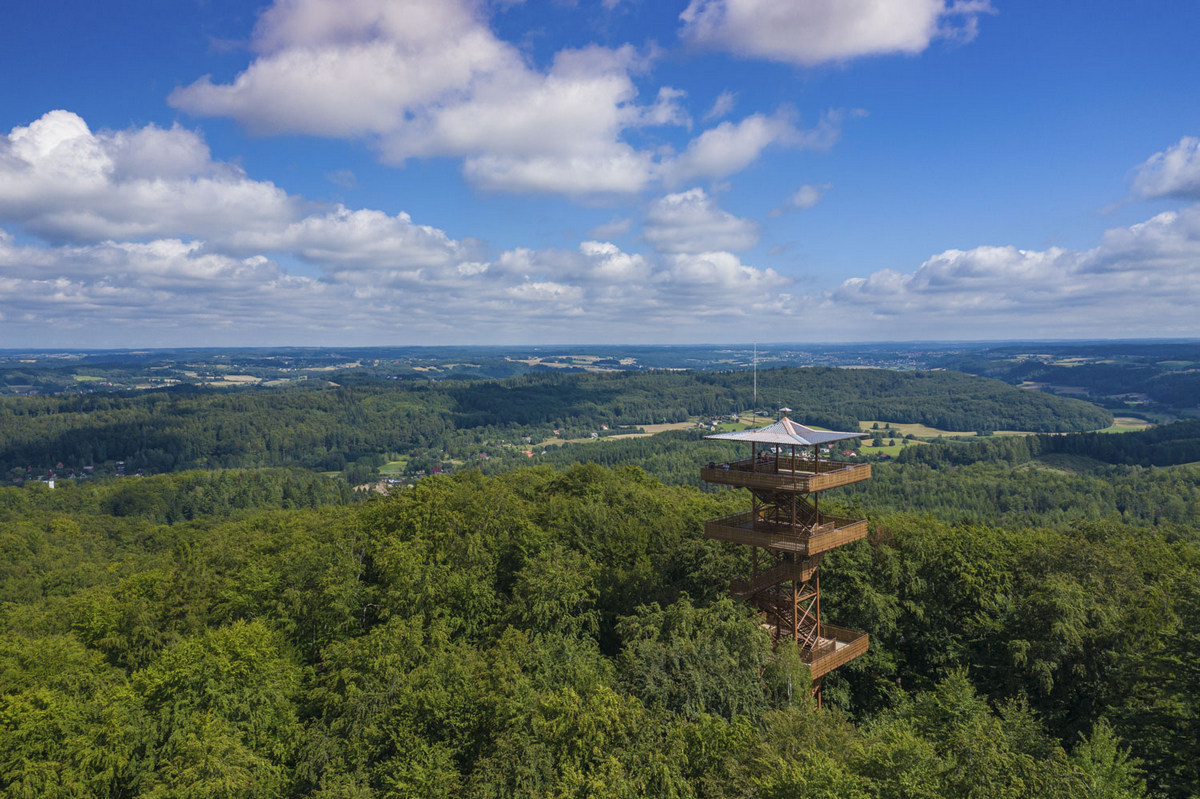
[701,410,871,697]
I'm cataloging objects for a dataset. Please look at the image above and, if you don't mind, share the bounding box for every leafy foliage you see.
[2,460,1194,797]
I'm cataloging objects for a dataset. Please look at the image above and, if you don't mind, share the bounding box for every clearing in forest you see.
[379,458,409,475]
[1098,416,1155,433]
[541,419,700,446]
[859,420,981,438]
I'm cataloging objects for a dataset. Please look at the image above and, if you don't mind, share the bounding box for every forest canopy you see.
[8,362,1198,797]
[0,461,1193,797]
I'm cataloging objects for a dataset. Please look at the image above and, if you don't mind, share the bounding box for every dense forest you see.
[7,364,1200,797]
[0,367,1110,481]
[896,420,1200,470]
[3,463,1190,797]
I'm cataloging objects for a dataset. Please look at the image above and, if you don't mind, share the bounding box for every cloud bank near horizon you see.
[2,108,1199,346]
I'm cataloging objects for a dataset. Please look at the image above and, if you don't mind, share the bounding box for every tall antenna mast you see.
[753,343,758,413]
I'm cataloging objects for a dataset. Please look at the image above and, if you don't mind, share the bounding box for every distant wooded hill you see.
[899,419,1200,469]
[0,367,1110,478]
[928,341,1200,414]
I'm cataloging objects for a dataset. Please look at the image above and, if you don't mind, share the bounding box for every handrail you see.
[802,625,869,678]
[818,623,867,643]
[729,556,822,597]
[705,510,866,538]
[701,460,872,493]
[722,456,860,475]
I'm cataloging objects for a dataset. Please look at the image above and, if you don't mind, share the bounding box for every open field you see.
[610,421,698,437]
[860,439,927,457]
[379,458,409,475]
[541,420,700,446]
[859,421,979,438]
[1098,416,1155,433]
[858,420,1058,439]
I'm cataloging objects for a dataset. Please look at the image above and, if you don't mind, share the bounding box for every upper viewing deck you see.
[701,456,871,493]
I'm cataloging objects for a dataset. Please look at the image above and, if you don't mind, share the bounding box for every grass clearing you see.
[379,458,409,475]
[1097,417,1155,434]
[860,440,925,457]
[859,421,978,438]
[604,421,697,440]
[543,419,704,446]
[859,420,1045,438]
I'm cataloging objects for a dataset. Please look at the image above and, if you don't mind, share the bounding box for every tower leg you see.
[792,578,799,643]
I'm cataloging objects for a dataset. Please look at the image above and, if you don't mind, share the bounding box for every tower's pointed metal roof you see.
[706,415,865,446]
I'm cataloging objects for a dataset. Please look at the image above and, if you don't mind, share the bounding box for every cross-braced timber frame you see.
[702,413,872,701]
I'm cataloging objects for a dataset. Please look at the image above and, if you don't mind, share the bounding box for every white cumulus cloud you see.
[1132,136,1200,200]
[171,0,512,137]
[664,110,848,185]
[170,0,691,196]
[679,0,993,66]
[829,206,1200,337]
[224,206,469,274]
[0,111,299,243]
[643,188,760,253]
[789,183,831,209]
[704,90,737,121]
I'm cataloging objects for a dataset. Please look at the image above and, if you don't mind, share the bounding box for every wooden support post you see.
[792,579,799,644]
[815,569,821,645]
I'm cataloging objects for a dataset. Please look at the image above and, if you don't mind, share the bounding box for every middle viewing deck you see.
[701,456,871,492]
[705,509,868,555]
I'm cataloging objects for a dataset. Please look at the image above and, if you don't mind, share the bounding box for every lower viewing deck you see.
[804,624,869,679]
[704,510,868,555]
[761,622,869,679]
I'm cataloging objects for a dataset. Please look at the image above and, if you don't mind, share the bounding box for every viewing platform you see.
[757,618,869,680]
[803,625,870,680]
[700,456,871,492]
[705,510,868,555]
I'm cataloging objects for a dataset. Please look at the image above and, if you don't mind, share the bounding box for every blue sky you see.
[2,0,1199,347]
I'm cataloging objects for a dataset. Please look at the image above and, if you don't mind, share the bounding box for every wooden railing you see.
[729,556,822,597]
[700,458,871,492]
[803,624,869,679]
[704,511,868,555]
